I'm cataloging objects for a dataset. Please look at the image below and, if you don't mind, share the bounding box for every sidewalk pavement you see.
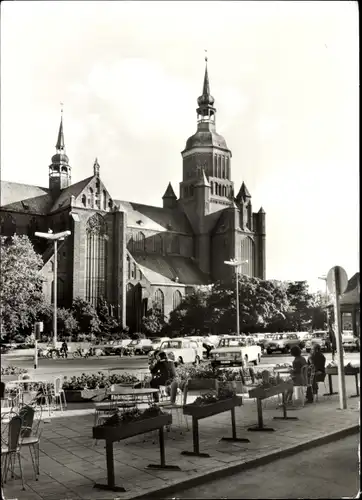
[2,390,359,500]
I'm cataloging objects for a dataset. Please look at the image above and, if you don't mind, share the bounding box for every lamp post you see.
[35,230,71,347]
[224,259,248,336]
[318,275,329,328]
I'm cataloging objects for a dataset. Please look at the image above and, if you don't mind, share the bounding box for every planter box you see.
[63,389,91,403]
[326,366,359,376]
[248,381,293,401]
[187,378,217,391]
[183,396,243,419]
[217,380,244,394]
[93,414,172,442]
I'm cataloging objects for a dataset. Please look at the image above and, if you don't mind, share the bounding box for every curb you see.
[131,424,359,499]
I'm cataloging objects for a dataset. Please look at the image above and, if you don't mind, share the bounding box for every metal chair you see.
[50,377,64,411]
[159,379,190,434]
[20,406,44,480]
[1,416,25,490]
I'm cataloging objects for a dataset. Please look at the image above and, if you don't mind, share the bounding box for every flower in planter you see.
[101,404,167,427]
[1,366,28,376]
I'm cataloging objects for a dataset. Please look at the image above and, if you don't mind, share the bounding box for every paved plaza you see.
[2,386,359,500]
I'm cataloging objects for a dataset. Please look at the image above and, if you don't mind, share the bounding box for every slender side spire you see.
[93,157,100,177]
[56,102,65,151]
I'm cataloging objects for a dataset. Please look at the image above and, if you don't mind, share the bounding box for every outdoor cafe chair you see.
[20,405,44,480]
[158,379,190,435]
[1,415,25,490]
[50,377,64,411]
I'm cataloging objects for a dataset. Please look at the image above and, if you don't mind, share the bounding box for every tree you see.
[57,308,78,337]
[208,276,289,333]
[97,296,119,334]
[284,281,316,331]
[72,297,100,334]
[142,301,166,337]
[168,289,211,336]
[0,235,45,339]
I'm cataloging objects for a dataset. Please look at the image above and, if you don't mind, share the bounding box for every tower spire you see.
[56,102,65,151]
[202,49,210,96]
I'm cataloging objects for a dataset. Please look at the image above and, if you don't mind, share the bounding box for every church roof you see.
[0,181,52,214]
[340,272,360,306]
[50,176,93,212]
[115,200,193,234]
[132,253,209,285]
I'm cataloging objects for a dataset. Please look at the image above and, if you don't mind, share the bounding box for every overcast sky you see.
[1,1,359,291]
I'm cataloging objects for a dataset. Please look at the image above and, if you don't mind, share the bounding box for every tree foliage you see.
[72,297,100,334]
[168,289,210,336]
[97,296,119,334]
[142,300,166,336]
[208,276,289,333]
[0,235,45,339]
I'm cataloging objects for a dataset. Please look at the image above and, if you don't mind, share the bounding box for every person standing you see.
[306,344,326,402]
[285,346,308,403]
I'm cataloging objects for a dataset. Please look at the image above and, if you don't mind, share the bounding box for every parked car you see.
[127,338,154,355]
[210,336,262,368]
[305,331,331,353]
[160,338,203,364]
[91,339,132,356]
[264,333,304,354]
[149,337,170,352]
[342,334,360,352]
[257,333,274,351]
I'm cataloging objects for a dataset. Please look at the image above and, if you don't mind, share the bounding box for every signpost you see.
[326,266,348,410]
[34,321,43,369]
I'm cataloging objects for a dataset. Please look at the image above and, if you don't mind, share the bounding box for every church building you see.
[0,61,266,332]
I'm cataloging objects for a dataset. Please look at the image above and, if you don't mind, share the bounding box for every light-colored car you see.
[92,339,131,356]
[127,338,153,355]
[149,337,170,352]
[305,331,331,353]
[160,338,203,364]
[264,333,304,354]
[210,336,262,367]
[342,334,360,352]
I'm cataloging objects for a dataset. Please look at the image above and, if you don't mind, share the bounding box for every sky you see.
[1,1,359,292]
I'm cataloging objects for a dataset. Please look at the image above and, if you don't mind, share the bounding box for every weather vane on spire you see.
[204,49,208,63]
[60,102,64,116]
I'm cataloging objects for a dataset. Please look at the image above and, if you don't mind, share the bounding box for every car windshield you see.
[218,338,246,348]
[152,339,162,344]
[271,334,284,340]
[161,341,182,349]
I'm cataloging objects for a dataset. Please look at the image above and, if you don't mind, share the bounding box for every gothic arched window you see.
[171,235,180,254]
[173,290,182,310]
[154,234,163,254]
[127,255,131,279]
[81,195,87,207]
[103,190,107,211]
[135,232,145,252]
[85,213,107,306]
[154,289,164,316]
[240,237,254,277]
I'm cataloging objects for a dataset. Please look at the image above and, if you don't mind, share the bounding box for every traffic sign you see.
[326,266,348,295]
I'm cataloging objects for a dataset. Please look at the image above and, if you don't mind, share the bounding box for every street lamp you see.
[224,259,248,336]
[35,230,71,347]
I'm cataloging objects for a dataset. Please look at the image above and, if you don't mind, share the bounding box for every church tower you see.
[49,111,71,197]
[180,56,234,215]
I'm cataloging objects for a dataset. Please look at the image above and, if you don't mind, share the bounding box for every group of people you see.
[286,343,326,404]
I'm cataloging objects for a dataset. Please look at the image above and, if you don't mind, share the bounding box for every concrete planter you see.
[183,396,243,419]
[248,381,293,401]
[93,414,172,442]
[63,389,91,403]
[187,378,217,391]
